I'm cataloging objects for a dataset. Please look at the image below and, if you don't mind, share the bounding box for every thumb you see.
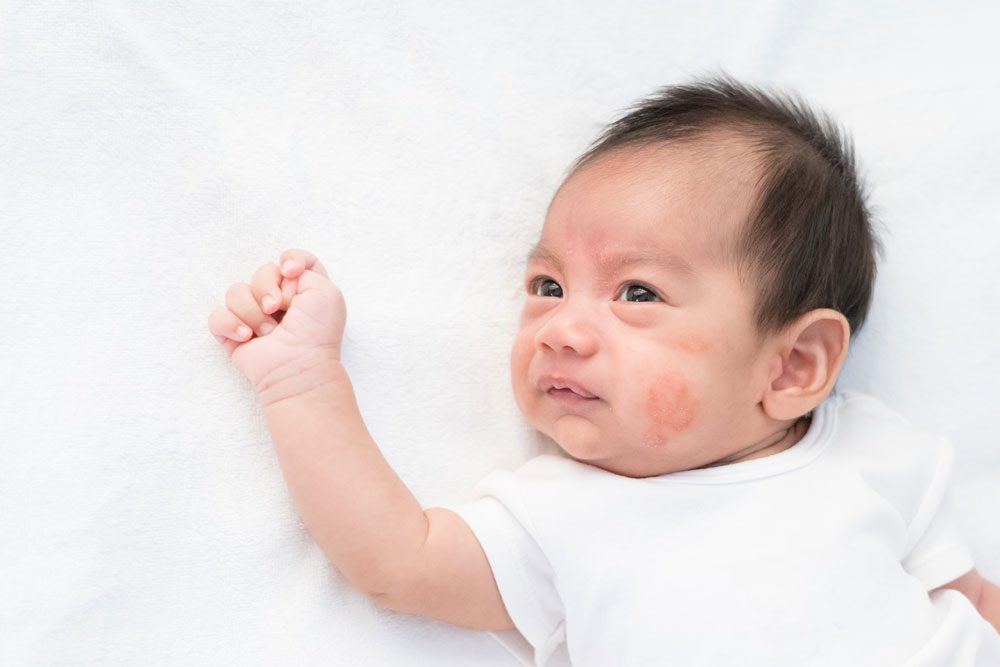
[281,269,344,311]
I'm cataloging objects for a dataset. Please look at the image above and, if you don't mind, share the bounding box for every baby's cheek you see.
[510,332,534,400]
[641,372,696,448]
[673,334,709,354]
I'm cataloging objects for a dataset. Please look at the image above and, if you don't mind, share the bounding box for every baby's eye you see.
[616,283,660,303]
[530,277,563,298]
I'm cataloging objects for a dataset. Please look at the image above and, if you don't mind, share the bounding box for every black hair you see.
[572,75,880,336]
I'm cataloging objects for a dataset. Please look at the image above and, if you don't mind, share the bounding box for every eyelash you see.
[528,277,663,303]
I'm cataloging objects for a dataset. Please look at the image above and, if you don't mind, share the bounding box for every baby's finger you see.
[280,273,297,308]
[208,307,253,345]
[225,282,279,337]
[279,248,329,279]
[251,262,283,314]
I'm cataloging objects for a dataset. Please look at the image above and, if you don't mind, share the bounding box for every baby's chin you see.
[526,409,695,476]
[540,416,598,451]
[544,417,634,469]
[549,424,703,477]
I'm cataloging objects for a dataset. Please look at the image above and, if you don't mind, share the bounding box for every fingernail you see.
[282,260,297,275]
[237,325,252,339]
[259,322,274,335]
[262,295,278,312]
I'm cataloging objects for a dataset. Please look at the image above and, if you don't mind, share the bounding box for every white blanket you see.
[1,1,998,665]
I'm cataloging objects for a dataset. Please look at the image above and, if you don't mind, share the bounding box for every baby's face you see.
[510,141,777,477]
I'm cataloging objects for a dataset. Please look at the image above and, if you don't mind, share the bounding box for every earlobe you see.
[762,309,850,421]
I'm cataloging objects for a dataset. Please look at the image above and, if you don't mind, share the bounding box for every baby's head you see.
[510,76,878,477]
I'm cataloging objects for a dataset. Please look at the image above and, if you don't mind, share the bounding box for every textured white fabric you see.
[2,2,999,665]
[448,392,1000,666]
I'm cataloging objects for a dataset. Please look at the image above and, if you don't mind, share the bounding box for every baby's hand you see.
[208,249,346,395]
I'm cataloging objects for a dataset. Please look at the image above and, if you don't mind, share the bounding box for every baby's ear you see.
[761,309,850,421]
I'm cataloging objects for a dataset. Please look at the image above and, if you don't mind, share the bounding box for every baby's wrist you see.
[255,348,345,408]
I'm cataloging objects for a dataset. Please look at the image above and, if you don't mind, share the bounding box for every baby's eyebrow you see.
[597,249,695,279]
[527,242,695,279]
[527,243,562,269]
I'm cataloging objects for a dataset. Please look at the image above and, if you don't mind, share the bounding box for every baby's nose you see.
[534,302,599,357]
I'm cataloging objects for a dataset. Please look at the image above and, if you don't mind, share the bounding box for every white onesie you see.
[446,390,1000,666]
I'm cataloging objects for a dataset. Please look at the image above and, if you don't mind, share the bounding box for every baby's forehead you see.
[608,131,763,193]
[545,133,763,259]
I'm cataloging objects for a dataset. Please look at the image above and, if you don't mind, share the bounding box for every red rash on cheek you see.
[642,372,696,448]
[673,335,709,354]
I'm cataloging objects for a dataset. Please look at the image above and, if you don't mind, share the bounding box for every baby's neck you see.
[696,415,812,470]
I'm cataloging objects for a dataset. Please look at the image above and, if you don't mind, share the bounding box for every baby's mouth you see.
[538,375,599,401]
[548,387,597,399]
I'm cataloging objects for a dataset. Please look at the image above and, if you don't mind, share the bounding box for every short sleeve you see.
[443,468,567,667]
[900,439,975,591]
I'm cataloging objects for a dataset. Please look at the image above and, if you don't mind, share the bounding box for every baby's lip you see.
[537,374,599,399]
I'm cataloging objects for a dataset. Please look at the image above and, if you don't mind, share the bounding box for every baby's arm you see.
[934,570,1000,634]
[211,249,513,631]
[260,359,514,630]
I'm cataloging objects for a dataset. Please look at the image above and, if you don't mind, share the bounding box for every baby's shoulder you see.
[824,390,954,520]
[827,389,951,464]
[471,454,596,500]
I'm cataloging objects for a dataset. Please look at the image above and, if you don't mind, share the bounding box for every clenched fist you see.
[208,248,346,396]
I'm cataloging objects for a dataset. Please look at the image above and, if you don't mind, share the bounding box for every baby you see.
[209,76,1000,665]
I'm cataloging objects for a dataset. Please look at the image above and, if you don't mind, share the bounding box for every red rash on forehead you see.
[642,372,696,448]
[585,235,609,264]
